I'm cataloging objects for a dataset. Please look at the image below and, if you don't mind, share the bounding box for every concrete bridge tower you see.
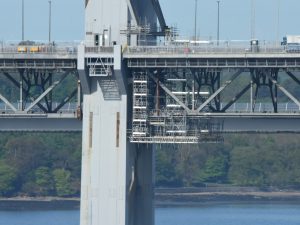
[78,1,166,225]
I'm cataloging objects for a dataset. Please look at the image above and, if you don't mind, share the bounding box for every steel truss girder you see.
[1,69,79,114]
[148,72,192,114]
[148,68,224,114]
[193,69,221,112]
[126,58,300,69]
[0,92,17,111]
[52,89,77,113]
[129,66,300,143]
[267,73,300,108]
[250,69,279,113]
[0,58,76,70]
[221,83,252,112]
[25,72,69,112]
[4,71,53,112]
[196,69,243,112]
[131,68,224,143]
[286,71,300,85]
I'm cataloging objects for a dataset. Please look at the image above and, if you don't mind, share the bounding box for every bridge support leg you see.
[128,145,154,225]
[79,45,154,225]
[80,90,154,225]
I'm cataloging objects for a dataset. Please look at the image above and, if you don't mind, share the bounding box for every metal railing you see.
[0,41,78,55]
[122,40,295,55]
[0,61,76,69]
[125,45,289,55]
[223,102,300,113]
[148,102,300,115]
[1,40,299,56]
[85,46,114,54]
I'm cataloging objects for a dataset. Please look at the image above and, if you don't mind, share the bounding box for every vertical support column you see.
[250,80,253,112]
[79,45,154,225]
[19,75,23,111]
[127,145,154,225]
[80,75,128,225]
[215,71,221,111]
[48,72,53,112]
[77,80,81,108]
[192,73,195,111]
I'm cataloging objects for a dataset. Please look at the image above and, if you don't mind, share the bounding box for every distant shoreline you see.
[155,190,300,206]
[1,190,300,210]
[0,197,80,210]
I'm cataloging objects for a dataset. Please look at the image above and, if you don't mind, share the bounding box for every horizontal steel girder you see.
[0,113,299,133]
[126,58,300,69]
[0,114,81,132]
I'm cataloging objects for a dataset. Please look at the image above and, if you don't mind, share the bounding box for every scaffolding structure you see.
[130,70,223,144]
[132,71,149,136]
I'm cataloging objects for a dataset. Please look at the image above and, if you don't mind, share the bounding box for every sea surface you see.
[0,203,300,225]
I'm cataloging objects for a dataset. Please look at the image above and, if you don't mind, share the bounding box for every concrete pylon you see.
[78,45,154,225]
[84,0,158,47]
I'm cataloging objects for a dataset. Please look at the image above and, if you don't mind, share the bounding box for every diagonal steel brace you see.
[267,73,300,109]
[196,69,243,112]
[24,72,69,112]
[148,73,192,114]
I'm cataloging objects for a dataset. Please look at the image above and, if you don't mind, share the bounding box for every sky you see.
[0,0,299,42]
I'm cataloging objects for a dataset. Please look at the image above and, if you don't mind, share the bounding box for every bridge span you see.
[2,43,300,136]
[1,0,300,224]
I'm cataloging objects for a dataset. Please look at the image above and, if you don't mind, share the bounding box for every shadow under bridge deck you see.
[121,45,300,143]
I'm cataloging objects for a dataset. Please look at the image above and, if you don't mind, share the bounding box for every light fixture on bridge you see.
[48,0,52,44]
[217,1,220,46]
[22,0,24,41]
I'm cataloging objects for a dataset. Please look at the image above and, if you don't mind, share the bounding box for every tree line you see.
[0,133,81,197]
[0,133,300,197]
[156,134,300,188]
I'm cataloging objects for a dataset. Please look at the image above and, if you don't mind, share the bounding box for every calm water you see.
[1,203,300,225]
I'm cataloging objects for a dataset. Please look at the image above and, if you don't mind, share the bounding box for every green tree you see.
[35,167,54,196]
[53,168,75,197]
[196,155,228,183]
[0,161,18,196]
[156,148,181,186]
[4,136,48,175]
[228,146,266,186]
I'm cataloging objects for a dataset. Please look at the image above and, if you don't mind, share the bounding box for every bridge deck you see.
[0,43,77,69]
[1,43,300,136]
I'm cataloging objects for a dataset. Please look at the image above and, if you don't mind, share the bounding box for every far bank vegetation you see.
[0,133,300,197]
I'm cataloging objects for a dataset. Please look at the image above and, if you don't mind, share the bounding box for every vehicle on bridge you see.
[282,35,300,52]
[17,40,54,53]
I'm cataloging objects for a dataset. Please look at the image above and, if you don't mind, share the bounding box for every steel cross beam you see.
[148,73,192,114]
[53,89,77,113]
[196,69,243,112]
[24,72,68,112]
[286,71,300,85]
[267,73,300,108]
[3,71,50,112]
[0,92,17,112]
[221,83,252,112]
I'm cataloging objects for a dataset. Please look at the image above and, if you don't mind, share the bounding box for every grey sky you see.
[0,0,299,42]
